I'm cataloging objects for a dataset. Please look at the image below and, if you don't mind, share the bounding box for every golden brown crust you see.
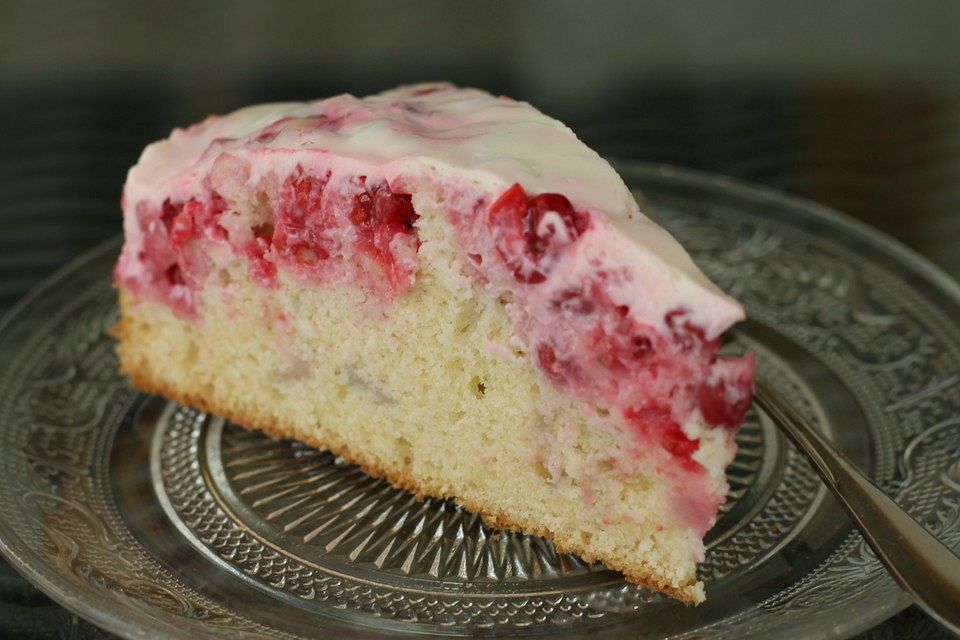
[112,294,700,605]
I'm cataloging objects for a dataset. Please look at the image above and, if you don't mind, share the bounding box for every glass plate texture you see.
[0,163,958,639]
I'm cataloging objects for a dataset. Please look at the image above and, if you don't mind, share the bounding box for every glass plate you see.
[0,163,957,640]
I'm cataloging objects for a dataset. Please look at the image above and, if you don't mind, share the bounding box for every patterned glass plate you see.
[0,163,958,640]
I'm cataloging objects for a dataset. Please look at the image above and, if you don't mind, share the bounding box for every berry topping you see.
[488,183,589,284]
[244,236,276,286]
[169,201,202,248]
[165,264,185,287]
[124,196,224,316]
[348,181,420,290]
[662,423,699,461]
[624,404,700,469]
[525,266,752,465]
[273,170,335,271]
[698,356,755,428]
[270,168,420,294]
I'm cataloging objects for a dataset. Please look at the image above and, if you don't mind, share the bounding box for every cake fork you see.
[754,381,960,635]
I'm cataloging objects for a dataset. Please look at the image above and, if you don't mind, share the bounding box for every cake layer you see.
[115,205,727,602]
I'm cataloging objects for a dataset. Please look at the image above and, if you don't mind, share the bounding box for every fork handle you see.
[754,381,960,634]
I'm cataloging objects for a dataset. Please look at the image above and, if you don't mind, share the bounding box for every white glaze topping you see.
[122,83,744,337]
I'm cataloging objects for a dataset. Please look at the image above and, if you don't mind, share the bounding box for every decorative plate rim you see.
[1,161,958,639]
[0,237,200,640]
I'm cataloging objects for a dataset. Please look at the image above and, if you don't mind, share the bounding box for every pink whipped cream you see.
[117,83,755,536]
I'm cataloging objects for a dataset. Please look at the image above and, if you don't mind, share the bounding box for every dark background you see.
[1,1,957,637]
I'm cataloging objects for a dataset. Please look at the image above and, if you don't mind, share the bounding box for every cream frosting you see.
[121,83,744,338]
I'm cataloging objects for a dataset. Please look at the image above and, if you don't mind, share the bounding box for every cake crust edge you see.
[111,294,704,606]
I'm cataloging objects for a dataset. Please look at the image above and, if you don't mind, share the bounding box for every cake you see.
[113,83,754,604]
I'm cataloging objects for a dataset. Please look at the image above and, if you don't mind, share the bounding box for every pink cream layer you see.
[117,165,421,317]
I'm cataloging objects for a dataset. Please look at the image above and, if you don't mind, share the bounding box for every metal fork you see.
[754,381,960,635]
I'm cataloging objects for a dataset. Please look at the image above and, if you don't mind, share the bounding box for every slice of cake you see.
[113,83,754,604]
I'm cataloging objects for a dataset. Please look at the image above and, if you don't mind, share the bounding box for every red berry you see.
[698,361,754,428]
[487,184,589,285]
[527,192,586,258]
[169,202,200,248]
[630,335,653,359]
[244,238,276,285]
[165,264,184,286]
[159,199,181,233]
[343,182,420,291]
[662,423,699,460]
[537,343,565,382]
[624,404,700,466]
[273,169,335,272]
